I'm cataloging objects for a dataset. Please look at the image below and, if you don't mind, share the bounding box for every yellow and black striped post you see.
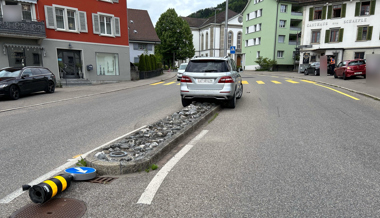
[27,174,73,204]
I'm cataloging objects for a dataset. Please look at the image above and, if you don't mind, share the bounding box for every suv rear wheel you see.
[181,98,192,107]
[226,94,236,109]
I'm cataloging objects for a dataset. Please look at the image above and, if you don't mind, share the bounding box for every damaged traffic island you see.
[86,102,219,175]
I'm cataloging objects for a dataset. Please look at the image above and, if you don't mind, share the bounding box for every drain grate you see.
[88,177,117,184]
[11,198,86,218]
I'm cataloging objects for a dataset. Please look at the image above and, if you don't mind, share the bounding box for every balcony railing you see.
[289,40,300,45]
[291,12,303,16]
[290,27,301,31]
[0,20,46,39]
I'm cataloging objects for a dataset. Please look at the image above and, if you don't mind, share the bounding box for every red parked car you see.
[334,59,366,80]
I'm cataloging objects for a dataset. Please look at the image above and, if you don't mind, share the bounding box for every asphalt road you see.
[3,72,380,217]
[0,80,183,200]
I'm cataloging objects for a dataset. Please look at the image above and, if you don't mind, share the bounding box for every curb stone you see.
[86,105,221,175]
[266,73,380,101]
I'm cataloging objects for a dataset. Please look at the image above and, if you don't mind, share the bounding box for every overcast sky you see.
[127,0,225,26]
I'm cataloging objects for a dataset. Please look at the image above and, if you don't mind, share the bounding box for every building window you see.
[280,4,287,13]
[330,29,339,42]
[257,51,260,58]
[228,31,233,49]
[333,5,342,18]
[96,53,119,76]
[245,40,248,47]
[314,7,322,19]
[246,13,250,20]
[134,57,139,63]
[255,37,261,45]
[277,51,284,58]
[21,4,32,21]
[361,27,368,40]
[360,1,370,16]
[257,9,262,17]
[278,35,285,43]
[311,56,316,62]
[256,23,261,31]
[55,8,65,29]
[246,27,249,34]
[354,52,365,59]
[138,44,147,50]
[67,10,76,30]
[206,32,209,50]
[357,26,373,41]
[100,15,112,35]
[201,34,204,50]
[279,20,286,28]
[311,30,320,43]
[237,32,242,50]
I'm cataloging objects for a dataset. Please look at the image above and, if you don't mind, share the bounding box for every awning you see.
[16,0,37,4]
[4,44,43,49]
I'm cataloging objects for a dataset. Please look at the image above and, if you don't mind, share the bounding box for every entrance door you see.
[237,55,242,67]
[57,49,81,79]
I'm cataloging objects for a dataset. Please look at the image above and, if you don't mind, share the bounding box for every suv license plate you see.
[197,79,214,83]
[354,72,362,75]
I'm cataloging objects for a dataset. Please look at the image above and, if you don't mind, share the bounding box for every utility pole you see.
[224,0,228,56]
[214,8,221,57]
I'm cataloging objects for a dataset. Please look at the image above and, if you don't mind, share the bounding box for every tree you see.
[145,54,152,71]
[150,55,156,70]
[255,56,277,71]
[155,9,195,67]
[139,54,146,71]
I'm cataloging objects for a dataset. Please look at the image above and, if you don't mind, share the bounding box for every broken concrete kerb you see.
[86,102,220,175]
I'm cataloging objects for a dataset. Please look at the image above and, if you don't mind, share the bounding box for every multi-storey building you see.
[128,8,160,64]
[242,0,303,70]
[1,0,130,83]
[299,0,379,65]
[182,9,244,67]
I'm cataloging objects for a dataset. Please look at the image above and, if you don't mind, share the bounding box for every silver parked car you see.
[177,63,188,81]
[180,56,243,108]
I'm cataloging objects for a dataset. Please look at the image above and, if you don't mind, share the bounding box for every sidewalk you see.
[245,70,380,101]
[0,71,177,112]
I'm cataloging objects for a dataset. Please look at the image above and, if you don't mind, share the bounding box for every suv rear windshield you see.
[186,60,229,72]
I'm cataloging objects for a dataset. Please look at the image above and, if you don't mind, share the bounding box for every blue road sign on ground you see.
[230,46,236,54]
[65,167,96,181]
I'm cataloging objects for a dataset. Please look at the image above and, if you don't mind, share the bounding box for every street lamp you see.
[214,8,222,57]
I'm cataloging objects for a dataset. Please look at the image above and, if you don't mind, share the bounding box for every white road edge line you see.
[137,130,209,205]
[0,125,147,204]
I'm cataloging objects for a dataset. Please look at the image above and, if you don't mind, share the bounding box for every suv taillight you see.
[181,76,192,83]
[218,76,234,83]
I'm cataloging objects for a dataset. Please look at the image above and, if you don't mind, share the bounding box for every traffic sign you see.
[230,46,236,54]
[64,167,96,181]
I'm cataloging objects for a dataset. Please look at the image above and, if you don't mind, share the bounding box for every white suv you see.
[180,56,243,108]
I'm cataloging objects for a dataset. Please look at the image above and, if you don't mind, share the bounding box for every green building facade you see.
[242,0,303,71]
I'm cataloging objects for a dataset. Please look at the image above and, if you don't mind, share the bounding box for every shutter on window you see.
[309,7,314,21]
[355,2,360,16]
[367,26,373,40]
[338,28,344,42]
[322,6,327,20]
[357,27,363,41]
[370,0,376,15]
[92,13,100,34]
[147,44,153,51]
[325,29,330,43]
[327,6,332,19]
[113,0,119,3]
[44,6,55,29]
[78,11,87,33]
[114,17,121,36]
[133,43,138,50]
[342,4,346,18]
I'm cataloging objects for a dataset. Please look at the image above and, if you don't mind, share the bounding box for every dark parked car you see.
[334,59,366,80]
[0,66,56,100]
[303,62,320,76]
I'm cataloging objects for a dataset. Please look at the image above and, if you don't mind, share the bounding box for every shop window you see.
[96,53,119,76]
[314,7,322,19]
[354,52,365,59]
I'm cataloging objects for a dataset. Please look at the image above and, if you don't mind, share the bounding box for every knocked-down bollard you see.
[22,174,73,204]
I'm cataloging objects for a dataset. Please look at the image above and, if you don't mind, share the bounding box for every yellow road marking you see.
[72,154,82,158]
[150,82,164,85]
[286,80,299,84]
[256,81,265,84]
[271,80,282,84]
[164,81,176,85]
[314,84,360,100]
[242,81,249,84]
[177,83,180,85]
[271,76,279,78]
[301,80,316,84]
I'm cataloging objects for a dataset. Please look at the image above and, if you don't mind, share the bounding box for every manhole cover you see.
[88,177,117,184]
[10,198,86,218]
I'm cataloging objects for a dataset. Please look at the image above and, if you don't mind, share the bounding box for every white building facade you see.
[182,10,243,67]
[299,0,379,65]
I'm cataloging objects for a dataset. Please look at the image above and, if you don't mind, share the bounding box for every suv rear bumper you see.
[181,90,234,101]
